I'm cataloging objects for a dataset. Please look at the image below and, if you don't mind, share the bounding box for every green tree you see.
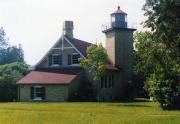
[0,62,29,101]
[0,27,27,101]
[134,0,180,109]
[0,27,8,48]
[0,27,24,65]
[80,43,108,80]
[133,32,154,98]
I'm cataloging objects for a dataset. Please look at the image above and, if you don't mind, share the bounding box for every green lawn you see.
[0,102,179,124]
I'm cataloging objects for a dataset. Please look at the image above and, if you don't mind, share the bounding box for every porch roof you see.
[17,70,79,85]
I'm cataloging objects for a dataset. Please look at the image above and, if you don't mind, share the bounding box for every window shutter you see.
[59,55,62,65]
[68,54,71,65]
[30,87,34,99]
[48,55,52,66]
[41,87,46,100]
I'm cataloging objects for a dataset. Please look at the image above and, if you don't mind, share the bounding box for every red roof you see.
[17,71,77,84]
[111,6,127,15]
[66,35,93,57]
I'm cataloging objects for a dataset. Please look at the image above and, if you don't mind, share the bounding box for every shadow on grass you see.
[106,103,152,108]
[119,104,151,107]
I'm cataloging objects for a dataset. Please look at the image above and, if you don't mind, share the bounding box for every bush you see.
[145,71,180,110]
[0,62,29,101]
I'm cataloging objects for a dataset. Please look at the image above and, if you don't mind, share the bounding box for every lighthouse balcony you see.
[102,21,137,32]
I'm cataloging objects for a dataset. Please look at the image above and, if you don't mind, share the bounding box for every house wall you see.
[38,48,79,68]
[19,84,68,102]
[68,72,84,101]
[99,71,123,102]
[84,69,99,100]
[38,38,82,68]
[84,69,124,102]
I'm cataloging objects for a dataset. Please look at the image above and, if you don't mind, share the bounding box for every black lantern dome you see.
[111,6,127,28]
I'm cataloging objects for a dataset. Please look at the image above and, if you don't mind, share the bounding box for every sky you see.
[0,0,146,65]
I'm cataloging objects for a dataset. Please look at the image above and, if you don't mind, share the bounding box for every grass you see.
[0,102,179,124]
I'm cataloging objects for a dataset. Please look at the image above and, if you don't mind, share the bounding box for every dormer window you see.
[72,53,80,64]
[48,54,62,66]
[52,54,61,65]
[68,53,80,65]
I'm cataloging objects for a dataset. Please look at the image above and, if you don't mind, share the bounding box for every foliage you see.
[134,30,180,109]
[134,32,154,76]
[0,62,29,101]
[133,32,155,98]
[80,43,108,80]
[143,0,179,58]
[0,102,179,124]
[0,27,8,47]
[140,0,180,110]
[0,27,24,65]
[73,80,96,101]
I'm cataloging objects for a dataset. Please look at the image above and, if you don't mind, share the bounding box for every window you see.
[72,53,80,64]
[35,87,44,99]
[108,75,114,88]
[101,75,114,88]
[108,75,112,88]
[49,54,62,66]
[111,15,115,22]
[112,75,114,87]
[104,75,107,88]
[68,53,80,65]
[52,54,62,65]
[100,77,104,88]
[125,15,127,22]
[30,86,45,100]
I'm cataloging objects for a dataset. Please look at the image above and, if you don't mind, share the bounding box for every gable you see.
[53,37,73,49]
[35,35,93,68]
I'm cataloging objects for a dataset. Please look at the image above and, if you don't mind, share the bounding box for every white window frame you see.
[33,86,43,100]
[52,54,61,66]
[71,53,80,66]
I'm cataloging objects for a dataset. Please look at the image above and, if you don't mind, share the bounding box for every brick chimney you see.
[63,21,74,38]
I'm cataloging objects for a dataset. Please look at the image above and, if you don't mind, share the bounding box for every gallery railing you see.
[102,21,137,31]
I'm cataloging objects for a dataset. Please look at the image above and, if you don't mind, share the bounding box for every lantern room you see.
[111,6,127,28]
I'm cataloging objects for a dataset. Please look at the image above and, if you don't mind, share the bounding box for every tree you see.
[0,45,24,64]
[133,32,156,98]
[134,31,180,109]
[143,0,179,57]
[0,27,27,101]
[0,27,8,48]
[0,62,29,101]
[80,43,108,80]
[134,0,180,109]
[0,27,24,65]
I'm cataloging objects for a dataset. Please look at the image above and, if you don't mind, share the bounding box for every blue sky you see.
[0,0,146,65]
